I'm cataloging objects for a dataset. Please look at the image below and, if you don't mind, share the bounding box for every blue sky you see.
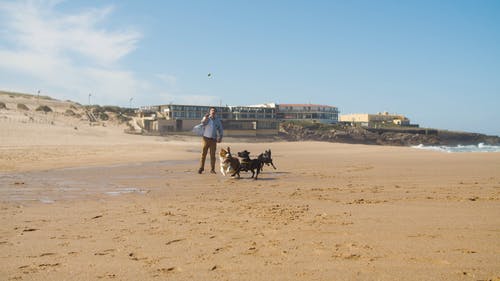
[0,0,499,136]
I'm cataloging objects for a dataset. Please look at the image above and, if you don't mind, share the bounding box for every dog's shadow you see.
[241,171,290,181]
[224,175,279,181]
[243,177,277,181]
[263,171,289,175]
[253,177,277,181]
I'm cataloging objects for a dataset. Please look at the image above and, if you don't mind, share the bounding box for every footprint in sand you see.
[156,266,179,275]
[38,263,61,269]
[94,249,116,256]
[212,245,232,255]
[128,252,147,261]
[96,273,117,279]
[332,242,374,261]
[165,238,185,245]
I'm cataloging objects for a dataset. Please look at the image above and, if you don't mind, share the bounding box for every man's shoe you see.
[210,170,216,174]
[198,168,204,174]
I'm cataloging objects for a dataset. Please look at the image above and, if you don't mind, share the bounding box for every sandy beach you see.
[1,95,499,280]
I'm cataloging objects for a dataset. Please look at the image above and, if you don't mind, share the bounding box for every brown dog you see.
[219,147,241,178]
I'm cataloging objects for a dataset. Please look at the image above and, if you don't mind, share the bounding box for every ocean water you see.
[412,143,500,153]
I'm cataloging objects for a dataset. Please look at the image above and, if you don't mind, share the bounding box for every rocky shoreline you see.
[279,123,500,146]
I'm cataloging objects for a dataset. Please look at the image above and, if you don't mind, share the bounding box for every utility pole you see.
[88,93,92,107]
[129,97,134,109]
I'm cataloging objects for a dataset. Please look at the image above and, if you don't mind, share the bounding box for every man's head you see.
[209,107,217,117]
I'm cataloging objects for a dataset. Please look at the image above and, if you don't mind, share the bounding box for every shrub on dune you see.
[36,105,53,113]
[17,103,29,111]
[65,109,76,116]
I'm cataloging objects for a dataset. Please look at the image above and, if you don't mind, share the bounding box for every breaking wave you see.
[412,143,500,153]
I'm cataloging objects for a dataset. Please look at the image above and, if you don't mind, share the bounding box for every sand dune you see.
[1,93,499,280]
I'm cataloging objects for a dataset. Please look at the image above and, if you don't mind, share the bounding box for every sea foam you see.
[412,143,500,153]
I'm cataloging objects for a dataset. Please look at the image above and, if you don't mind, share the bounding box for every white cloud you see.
[0,0,144,105]
[0,1,139,65]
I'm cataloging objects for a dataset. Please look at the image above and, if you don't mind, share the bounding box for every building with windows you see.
[137,102,339,136]
[229,105,276,120]
[276,104,339,123]
[339,112,413,127]
[224,104,278,136]
[138,103,280,136]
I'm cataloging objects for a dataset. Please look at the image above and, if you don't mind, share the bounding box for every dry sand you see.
[1,93,499,280]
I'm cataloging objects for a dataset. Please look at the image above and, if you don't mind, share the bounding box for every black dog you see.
[237,150,262,179]
[258,149,276,171]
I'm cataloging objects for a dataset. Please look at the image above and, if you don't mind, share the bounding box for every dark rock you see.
[279,123,500,146]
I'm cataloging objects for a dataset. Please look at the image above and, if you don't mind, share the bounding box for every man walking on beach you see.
[198,107,223,174]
